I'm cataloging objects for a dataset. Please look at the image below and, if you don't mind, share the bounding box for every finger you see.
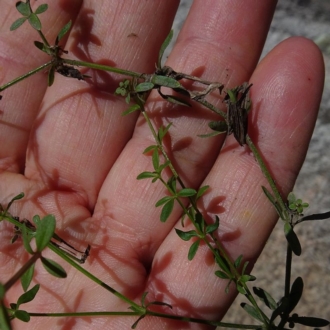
[145,37,324,326]
[95,0,277,258]
[22,0,180,213]
[0,0,82,173]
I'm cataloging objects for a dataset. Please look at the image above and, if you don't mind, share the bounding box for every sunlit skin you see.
[0,1,324,329]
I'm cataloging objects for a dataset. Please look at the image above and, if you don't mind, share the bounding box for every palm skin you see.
[0,0,324,329]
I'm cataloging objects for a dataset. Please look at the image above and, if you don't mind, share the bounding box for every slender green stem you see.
[62,59,142,78]
[246,134,288,220]
[28,311,139,317]
[0,61,53,93]
[46,244,141,310]
[195,98,227,118]
[37,30,50,48]
[4,252,41,291]
[147,310,261,329]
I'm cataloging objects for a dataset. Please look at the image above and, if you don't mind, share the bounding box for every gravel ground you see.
[171,1,330,329]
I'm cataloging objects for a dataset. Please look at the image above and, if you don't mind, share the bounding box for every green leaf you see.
[196,185,209,200]
[158,29,173,68]
[288,276,304,314]
[136,171,158,180]
[122,104,140,116]
[21,263,35,292]
[143,145,157,154]
[40,257,67,278]
[208,121,228,132]
[5,192,24,213]
[35,214,56,252]
[240,303,264,322]
[10,17,28,31]
[236,283,247,294]
[16,2,31,16]
[135,82,154,92]
[253,287,277,310]
[14,309,30,322]
[284,222,301,256]
[177,188,197,198]
[215,270,230,279]
[299,211,330,222]
[234,255,243,269]
[17,284,40,307]
[32,215,41,226]
[160,199,174,222]
[48,66,55,86]
[152,148,160,170]
[151,75,181,89]
[206,216,220,234]
[34,4,48,14]
[240,274,256,283]
[155,196,173,207]
[0,284,4,300]
[28,13,42,31]
[34,41,51,55]
[188,239,200,261]
[175,229,198,241]
[158,123,172,142]
[0,299,11,330]
[56,20,72,42]
[290,314,329,327]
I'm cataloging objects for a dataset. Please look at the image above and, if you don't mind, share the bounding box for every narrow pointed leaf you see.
[158,29,173,68]
[48,66,55,86]
[158,123,172,142]
[253,287,277,310]
[175,229,198,241]
[290,315,329,327]
[299,211,330,222]
[10,17,28,31]
[41,257,67,278]
[160,199,174,222]
[35,214,56,252]
[17,284,40,307]
[196,185,209,200]
[122,104,140,116]
[6,192,24,213]
[143,145,157,154]
[188,239,200,260]
[56,20,72,42]
[21,263,35,292]
[284,223,301,256]
[155,196,173,207]
[215,270,230,279]
[208,121,228,132]
[206,216,220,234]
[35,4,48,14]
[152,148,160,170]
[136,171,158,180]
[240,303,264,322]
[234,255,243,269]
[34,41,50,54]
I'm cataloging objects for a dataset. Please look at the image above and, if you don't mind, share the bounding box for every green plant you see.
[0,1,329,329]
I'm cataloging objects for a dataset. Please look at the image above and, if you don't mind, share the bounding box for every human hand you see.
[0,0,324,329]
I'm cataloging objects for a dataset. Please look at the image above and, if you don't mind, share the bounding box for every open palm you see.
[0,1,324,329]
